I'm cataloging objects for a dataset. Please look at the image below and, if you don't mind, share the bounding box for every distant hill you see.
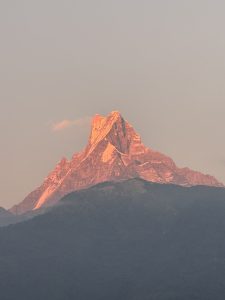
[0,206,46,227]
[0,207,17,226]
[1,179,225,299]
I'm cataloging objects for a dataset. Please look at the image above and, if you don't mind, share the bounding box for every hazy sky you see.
[1,0,225,208]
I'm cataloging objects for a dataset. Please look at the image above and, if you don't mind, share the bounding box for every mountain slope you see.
[11,111,223,214]
[0,207,16,226]
[0,207,43,227]
[2,179,225,299]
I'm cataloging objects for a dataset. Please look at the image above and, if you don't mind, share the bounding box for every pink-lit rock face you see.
[10,111,224,214]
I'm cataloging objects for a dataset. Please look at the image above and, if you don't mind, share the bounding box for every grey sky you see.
[1,0,225,208]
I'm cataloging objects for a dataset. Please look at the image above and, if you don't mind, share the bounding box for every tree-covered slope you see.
[1,179,225,300]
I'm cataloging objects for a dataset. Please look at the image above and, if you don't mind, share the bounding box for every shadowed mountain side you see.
[0,207,16,226]
[1,179,225,299]
[0,207,51,227]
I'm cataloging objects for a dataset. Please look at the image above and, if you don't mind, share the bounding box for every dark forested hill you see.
[1,179,225,300]
[0,207,17,226]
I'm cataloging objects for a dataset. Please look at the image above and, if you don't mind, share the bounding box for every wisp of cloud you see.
[52,117,91,132]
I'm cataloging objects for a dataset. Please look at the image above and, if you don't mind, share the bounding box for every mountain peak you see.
[10,111,224,214]
[89,111,144,157]
[89,111,125,145]
[110,110,123,119]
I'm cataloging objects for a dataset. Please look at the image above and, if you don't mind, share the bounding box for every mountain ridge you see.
[10,111,223,215]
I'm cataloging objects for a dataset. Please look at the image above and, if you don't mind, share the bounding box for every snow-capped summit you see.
[11,111,223,214]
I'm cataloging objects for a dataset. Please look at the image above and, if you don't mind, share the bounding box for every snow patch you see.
[33,186,56,210]
[102,143,116,163]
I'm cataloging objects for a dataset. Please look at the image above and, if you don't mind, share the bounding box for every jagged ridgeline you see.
[11,111,223,215]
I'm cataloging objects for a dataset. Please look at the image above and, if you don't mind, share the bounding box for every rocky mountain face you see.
[11,111,223,215]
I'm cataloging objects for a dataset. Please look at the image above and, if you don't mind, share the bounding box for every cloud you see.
[51,117,91,132]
